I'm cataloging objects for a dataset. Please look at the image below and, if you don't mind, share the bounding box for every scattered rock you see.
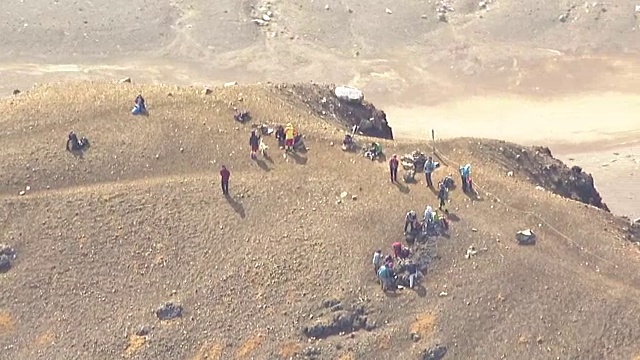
[340,191,348,199]
[507,171,514,177]
[12,89,20,95]
[324,4,330,10]
[558,13,568,22]
[136,326,150,336]
[411,332,421,342]
[321,299,340,308]
[156,302,183,320]
[302,304,375,339]
[465,246,478,259]
[636,4,640,13]
[224,81,238,87]
[422,344,448,360]
[19,190,25,196]
[203,87,213,95]
[385,8,393,14]
[119,77,132,83]
[351,195,357,200]
[438,291,448,297]
[303,346,321,357]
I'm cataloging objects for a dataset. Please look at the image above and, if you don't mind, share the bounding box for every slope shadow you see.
[225,194,246,218]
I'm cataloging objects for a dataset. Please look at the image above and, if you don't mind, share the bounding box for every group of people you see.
[375,152,476,292]
[275,123,298,152]
[373,243,423,291]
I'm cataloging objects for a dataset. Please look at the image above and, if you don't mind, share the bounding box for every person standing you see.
[284,123,295,152]
[438,181,449,213]
[389,154,399,182]
[372,250,382,276]
[220,165,230,195]
[424,156,435,188]
[249,130,260,159]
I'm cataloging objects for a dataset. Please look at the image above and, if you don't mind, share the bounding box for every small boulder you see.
[422,344,448,360]
[119,77,132,83]
[156,302,183,320]
[515,229,536,245]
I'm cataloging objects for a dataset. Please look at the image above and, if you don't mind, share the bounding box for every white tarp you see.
[334,86,364,103]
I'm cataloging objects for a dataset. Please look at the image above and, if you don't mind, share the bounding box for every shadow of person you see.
[225,194,246,218]
[394,181,410,194]
[447,213,461,222]
[464,189,484,201]
[70,149,84,159]
[287,151,308,165]
[263,153,274,163]
[383,290,400,298]
[255,159,270,172]
[413,284,427,297]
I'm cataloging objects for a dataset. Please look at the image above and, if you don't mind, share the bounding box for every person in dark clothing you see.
[68,131,79,149]
[220,165,230,195]
[424,156,436,188]
[389,154,399,182]
[406,262,421,289]
[437,181,449,213]
[275,125,285,148]
[249,130,260,159]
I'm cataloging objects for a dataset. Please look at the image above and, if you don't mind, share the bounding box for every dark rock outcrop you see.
[302,302,375,339]
[277,83,394,140]
[422,344,448,360]
[481,141,609,211]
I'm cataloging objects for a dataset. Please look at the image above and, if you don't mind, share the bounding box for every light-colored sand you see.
[387,92,640,146]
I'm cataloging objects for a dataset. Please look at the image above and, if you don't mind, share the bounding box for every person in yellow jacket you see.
[284,123,296,151]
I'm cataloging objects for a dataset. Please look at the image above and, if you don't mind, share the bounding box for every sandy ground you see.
[0,0,638,217]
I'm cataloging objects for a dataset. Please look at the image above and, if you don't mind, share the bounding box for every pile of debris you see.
[436,0,455,21]
[251,1,275,27]
[401,150,428,172]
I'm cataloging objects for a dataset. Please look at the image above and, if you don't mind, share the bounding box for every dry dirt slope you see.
[1,82,640,360]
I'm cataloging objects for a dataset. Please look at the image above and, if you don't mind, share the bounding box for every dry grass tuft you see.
[124,335,147,357]
[235,333,264,359]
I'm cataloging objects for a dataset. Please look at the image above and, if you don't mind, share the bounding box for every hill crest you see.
[1,81,639,360]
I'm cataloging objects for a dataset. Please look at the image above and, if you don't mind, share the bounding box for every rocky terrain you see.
[1,82,640,359]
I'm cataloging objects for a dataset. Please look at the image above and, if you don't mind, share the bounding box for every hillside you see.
[1,82,640,360]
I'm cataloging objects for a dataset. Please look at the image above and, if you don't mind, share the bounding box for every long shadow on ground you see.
[287,151,308,165]
[225,194,246,218]
[255,159,270,171]
[394,181,410,194]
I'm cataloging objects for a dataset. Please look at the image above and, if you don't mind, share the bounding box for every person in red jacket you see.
[220,165,230,195]
[389,154,399,183]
